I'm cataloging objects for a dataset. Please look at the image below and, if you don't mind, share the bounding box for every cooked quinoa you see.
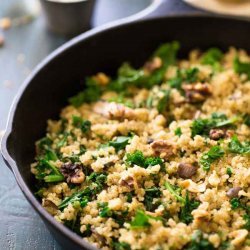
[31,42,250,250]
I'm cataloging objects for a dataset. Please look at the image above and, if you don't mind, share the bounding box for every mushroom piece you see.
[151,140,175,160]
[61,162,85,184]
[209,129,226,140]
[42,199,58,215]
[182,83,212,103]
[177,163,197,179]
[119,176,134,189]
[226,187,241,198]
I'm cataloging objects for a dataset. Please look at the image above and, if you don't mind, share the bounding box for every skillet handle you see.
[1,131,14,173]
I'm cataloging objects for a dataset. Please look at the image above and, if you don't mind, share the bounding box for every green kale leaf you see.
[72,115,91,133]
[234,57,250,79]
[228,135,250,154]
[200,146,224,171]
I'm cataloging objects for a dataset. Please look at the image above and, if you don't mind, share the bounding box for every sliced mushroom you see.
[147,138,154,144]
[226,187,241,198]
[119,176,134,189]
[182,83,212,103]
[209,129,226,140]
[42,199,58,215]
[91,227,106,245]
[151,140,175,160]
[177,163,197,179]
[61,162,85,184]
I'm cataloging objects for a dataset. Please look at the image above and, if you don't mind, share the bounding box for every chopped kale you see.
[144,187,162,211]
[243,214,250,230]
[59,173,107,210]
[130,210,161,229]
[226,167,232,177]
[165,182,185,204]
[228,135,250,154]
[56,132,70,149]
[69,77,102,107]
[201,48,223,70]
[72,115,91,133]
[125,150,163,168]
[126,192,133,203]
[179,192,200,224]
[174,127,182,137]
[108,136,131,152]
[112,241,131,250]
[243,113,250,126]
[157,89,171,113]
[168,67,199,91]
[99,202,112,217]
[126,150,145,167]
[59,188,90,210]
[185,67,200,83]
[200,146,225,171]
[35,159,64,183]
[234,57,250,79]
[191,113,238,138]
[108,63,145,92]
[186,230,215,250]
[64,215,83,236]
[230,197,249,211]
[87,172,107,192]
[108,94,134,108]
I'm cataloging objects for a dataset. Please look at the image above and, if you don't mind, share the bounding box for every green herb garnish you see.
[125,150,163,168]
[191,113,238,138]
[69,78,102,107]
[157,89,171,113]
[234,57,250,79]
[108,136,131,152]
[179,192,200,224]
[200,146,224,171]
[228,135,250,154]
[201,47,223,70]
[72,115,91,133]
[174,127,182,137]
[130,210,161,229]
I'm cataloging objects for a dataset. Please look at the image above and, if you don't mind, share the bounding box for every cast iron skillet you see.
[1,14,250,250]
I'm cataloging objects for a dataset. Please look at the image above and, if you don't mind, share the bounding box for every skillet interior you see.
[3,15,250,249]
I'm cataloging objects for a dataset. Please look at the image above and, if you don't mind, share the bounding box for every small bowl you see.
[40,0,96,37]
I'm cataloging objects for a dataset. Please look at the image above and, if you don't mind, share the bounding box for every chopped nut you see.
[226,187,241,198]
[93,73,110,86]
[182,83,212,103]
[93,101,135,120]
[180,179,206,193]
[209,129,226,140]
[61,162,85,184]
[151,140,175,160]
[0,17,11,30]
[144,56,162,73]
[177,163,197,179]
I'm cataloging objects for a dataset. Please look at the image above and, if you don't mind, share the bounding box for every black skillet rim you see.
[1,13,249,249]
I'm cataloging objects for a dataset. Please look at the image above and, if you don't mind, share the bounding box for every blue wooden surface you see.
[0,0,198,249]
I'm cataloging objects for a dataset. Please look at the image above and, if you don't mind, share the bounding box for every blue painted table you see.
[0,0,198,249]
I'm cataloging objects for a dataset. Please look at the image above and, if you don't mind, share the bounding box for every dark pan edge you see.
[1,13,250,249]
